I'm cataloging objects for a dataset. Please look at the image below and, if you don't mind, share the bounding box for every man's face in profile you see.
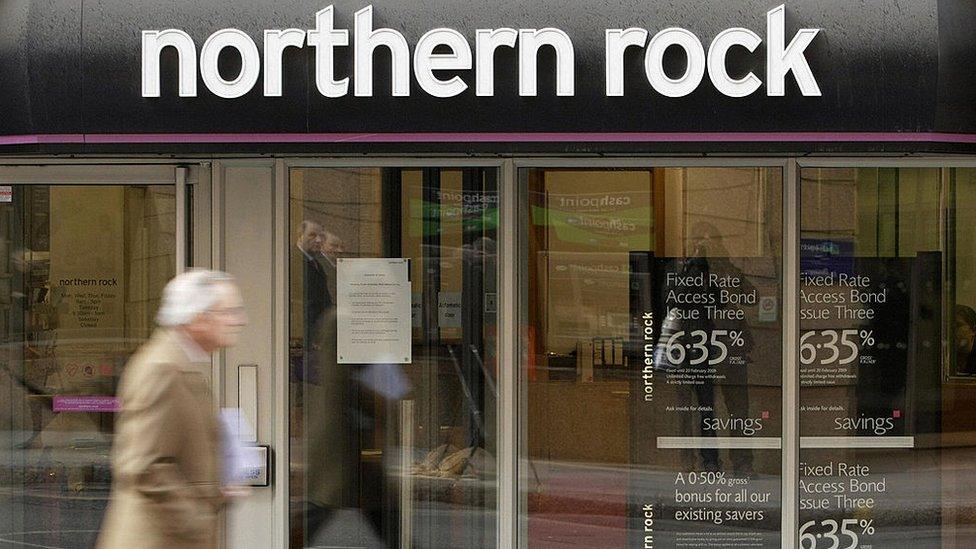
[189,282,247,351]
[322,231,344,257]
[300,222,326,253]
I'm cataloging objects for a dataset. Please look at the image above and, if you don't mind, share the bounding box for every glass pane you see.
[289,167,498,548]
[798,167,976,548]
[520,167,783,548]
[0,185,176,548]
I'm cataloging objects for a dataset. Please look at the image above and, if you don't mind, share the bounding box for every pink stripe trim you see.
[1,132,976,145]
[0,134,87,145]
[52,395,121,413]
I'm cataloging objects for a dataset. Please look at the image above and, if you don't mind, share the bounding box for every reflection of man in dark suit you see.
[294,220,357,546]
[298,220,341,336]
[297,220,347,380]
[955,305,976,374]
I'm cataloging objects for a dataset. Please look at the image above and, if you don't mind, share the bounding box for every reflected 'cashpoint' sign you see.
[141,5,821,99]
[532,191,651,248]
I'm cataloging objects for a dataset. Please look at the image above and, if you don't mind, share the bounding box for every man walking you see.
[98,270,247,549]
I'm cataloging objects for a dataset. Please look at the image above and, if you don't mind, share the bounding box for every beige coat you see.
[97,329,224,549]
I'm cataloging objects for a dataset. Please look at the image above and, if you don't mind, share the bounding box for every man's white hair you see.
[156,269,236,327]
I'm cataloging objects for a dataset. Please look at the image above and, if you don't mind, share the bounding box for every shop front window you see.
[288,167,498,548]
[798,167,976,548]
[0,184,176,548]
[520,167,784,547]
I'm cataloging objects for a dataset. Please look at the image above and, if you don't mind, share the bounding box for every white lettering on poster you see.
[142,4,821,99]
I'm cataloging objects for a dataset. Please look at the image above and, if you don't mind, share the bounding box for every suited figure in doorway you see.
[294,219,362,545]
[298,220,340,342]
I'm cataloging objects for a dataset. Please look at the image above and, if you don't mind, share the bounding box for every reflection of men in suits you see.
[955,305,976,374]
[298,221,343,332]
[294,220,358,545]
[297,220,347,381]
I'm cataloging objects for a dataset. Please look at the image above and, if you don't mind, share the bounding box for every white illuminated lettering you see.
[200,28,261,99]
[307,6,349,98]
[707,28,762,97]
[475,28,518,97]
[354,5,411,97]
[518,28,575,97]
[644,28,706,98]
[605,28,648,96]
[139,3,822,100]
[263,28,306,97]
[766,4,821,96]
[414,29,472,98]
[142,29,197,97]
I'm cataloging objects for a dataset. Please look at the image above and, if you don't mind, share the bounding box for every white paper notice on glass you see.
[337,258,412,364]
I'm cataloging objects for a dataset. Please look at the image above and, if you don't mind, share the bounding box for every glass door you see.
[0,165,191,548]
[288,166,500,548]
[518,166,785,548]
[797,166,976,549]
